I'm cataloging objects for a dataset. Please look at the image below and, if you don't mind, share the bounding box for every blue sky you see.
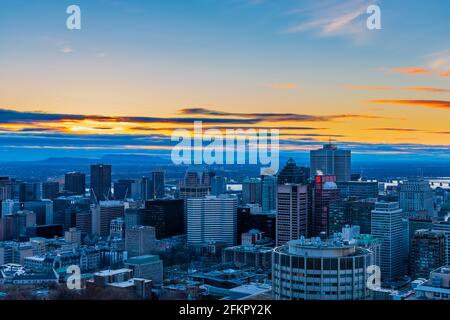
[0,0,449,161]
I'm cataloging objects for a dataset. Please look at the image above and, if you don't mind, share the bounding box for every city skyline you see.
[0,0,449,161]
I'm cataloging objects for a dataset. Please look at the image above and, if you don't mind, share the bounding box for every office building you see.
[114,180,134,200]
[42,181,60,200]
[272,237,374,300]
[125,254,163,285]
[187,195,237,246]
[151,170,165,199]
[399,178,434,216]
[19,182,42,202]
[277,159,309,185]
[371,202,404,285]
[141,199,184,239]
[410,229,445,280]
[242,178,262,205]
[276,184,308,246]
[90,164,112,202]
[413,267,450,300]
[310,144,351,182]
[237,206,276,241]
[329,198,376,235]
[211,176,227,196]
[91,201,124,237]
[64,227,82,245]
[262,175,277,212]
[312,175,340,237]
[336,181,378,200]
[125,225,156,258]
[64,172,86,196]
[433,221,450,265]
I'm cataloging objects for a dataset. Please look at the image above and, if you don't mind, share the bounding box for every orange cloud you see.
[440,70,450,77]
[401,87,450,93]
[389,67,432,75]
[369,100,450,110]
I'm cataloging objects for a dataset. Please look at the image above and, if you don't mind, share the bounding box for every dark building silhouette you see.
[90,164,112,202]
[237,207,276,241]
[42,181,60,200]
[65,172,86,195]
[114,179,134,200]
[151,170,165,199]
[277,159,310,185]
[410,229,445,280]
[329,198,376,234]
[19,182,41,202]
[140,199,184,239]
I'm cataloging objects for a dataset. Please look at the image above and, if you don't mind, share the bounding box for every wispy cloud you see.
[343,85,450,93]
[284,0,378,42]
[389,49,450,78]
[369,100,450,110]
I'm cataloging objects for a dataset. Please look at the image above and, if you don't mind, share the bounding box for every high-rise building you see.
[433,221,450,265]
[310,144,351,182]
[19,182,42,202]
[0,177,13,201]
[91,201,124,237]
[399,178,434,216]
[277,159,309,185]
[76,212,92,237]
[140,199,184,239]
[113,179,134,200]
[312,175,340,237]
[125,225,156,258]
[151,170,165,199]
[64,172,86,196]
[262,175,277,212]
[371,202,404,285]
[336,181,379,200]
[242,178,262,205]
[90,164,112,202]
[42,181,60,200]
[187,195,237,246]
[276,184,308,246]
[211,176,227,196]
[329,198,376,235]
[237,206,276,241]
[272,237,374,300]
[410,229,445,280]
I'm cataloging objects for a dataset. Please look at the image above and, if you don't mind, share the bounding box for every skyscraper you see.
[141,199,184,239]
[90,164,112,202]
[371,202,404,285]
[272,237,374,300]
[277,158,309,185]
[125,225,157,258]
[433,221,450,265]
[211,176,227,196]
[329,198,376,235]
[151,170,165,199]
[312,175,340,237]
[262,175,277,212]
[91,201,124,237]
[0,177,13,201]
[187,195,237,246]
[276,184,308,246]
[42,181,60,200]
[399,178,434,216]
[410,229,445,280]
[310,144,351,182]
[114,179,134,200]
[64,172,86,196]
[242,178,262,206]
[19,182,42,202]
